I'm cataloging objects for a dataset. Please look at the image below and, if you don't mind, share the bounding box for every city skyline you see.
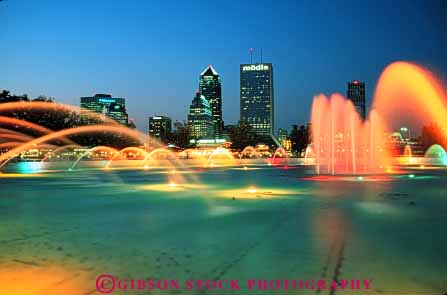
[1,0,446,133]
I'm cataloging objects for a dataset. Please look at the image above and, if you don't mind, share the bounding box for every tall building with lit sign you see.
[80,94,128,125]
[240,63,274,138]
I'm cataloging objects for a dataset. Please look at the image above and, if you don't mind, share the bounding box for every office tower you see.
[149,116,172,143]
[80,94,128,125]
[107,103,129,126]
[188,91,213,139]
[347,80,366,120]
[199,65,222,138]
[240,63,274,138]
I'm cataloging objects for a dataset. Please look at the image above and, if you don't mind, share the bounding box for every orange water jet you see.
[311,61,447,175]
[372,61,447,133]
[0,125,149,167]
[106,146,149,168]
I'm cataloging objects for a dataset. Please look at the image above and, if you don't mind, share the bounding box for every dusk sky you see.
[1,0,446,133]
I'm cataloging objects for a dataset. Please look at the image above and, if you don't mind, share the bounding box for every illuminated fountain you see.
[240,146,259,159]
[70,146,119,170]
[207,147,236,167]
[270,147,291,166]
[311,61,447,175]
[142,147,178,168]
[311,94,388,175]
[105,146,148,169]
[1,62,446,176]
[304,144,315,165]
[424,144,447,166]
[403,144,412,161]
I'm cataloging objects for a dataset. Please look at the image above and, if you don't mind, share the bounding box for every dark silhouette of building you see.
[347,81,366,120]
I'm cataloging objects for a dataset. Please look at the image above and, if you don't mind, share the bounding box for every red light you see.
[354,80,359,85]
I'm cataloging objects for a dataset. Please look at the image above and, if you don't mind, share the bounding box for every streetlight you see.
[400,127,411,141]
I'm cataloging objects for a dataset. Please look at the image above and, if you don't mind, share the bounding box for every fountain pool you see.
[0,164,446,294]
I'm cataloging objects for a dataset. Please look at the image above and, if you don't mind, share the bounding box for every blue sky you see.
[1,0,446,132]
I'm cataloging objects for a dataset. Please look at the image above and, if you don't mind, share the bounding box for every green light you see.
[409,174,415,178]
[357,176,364,181]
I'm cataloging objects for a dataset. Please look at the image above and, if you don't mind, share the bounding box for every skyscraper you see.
[347,81,366,120]
[188,91,213,140]
[107,103,129,126]
[240,63,274,138]
[80,94,129,125]
[199,65,222,138]
[149,116,172,143]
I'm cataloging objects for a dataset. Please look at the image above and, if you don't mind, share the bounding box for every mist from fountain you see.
[424,144,447,166]
[311,94,389,175]
[311,61,447,175]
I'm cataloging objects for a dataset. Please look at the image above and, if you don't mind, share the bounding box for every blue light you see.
[17,162,43,174]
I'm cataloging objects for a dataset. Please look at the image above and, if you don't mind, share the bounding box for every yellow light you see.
[247,186,257,194]
[168,182,177,188]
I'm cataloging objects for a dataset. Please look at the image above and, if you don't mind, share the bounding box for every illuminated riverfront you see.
[0,62,446,295]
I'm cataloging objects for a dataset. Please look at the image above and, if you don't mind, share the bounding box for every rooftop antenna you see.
[249,48,255,64]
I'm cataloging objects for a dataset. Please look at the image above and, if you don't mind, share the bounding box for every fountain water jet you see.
[271,147,289,166]
[311,61,447,175]
[303,144,315,165]
[0,125,148,170]
[240,146,260,159]
[71,146,118,170]
[41,144,81,162]
[424,144,447,166]
[105,147,149,169]
[207,148,236,167]
[311,94,388,175]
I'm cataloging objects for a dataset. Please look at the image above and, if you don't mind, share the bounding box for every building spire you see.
[249,48,254,64]
[200,65,218,76]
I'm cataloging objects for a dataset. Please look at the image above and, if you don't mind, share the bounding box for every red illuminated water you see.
[311,61,447,175]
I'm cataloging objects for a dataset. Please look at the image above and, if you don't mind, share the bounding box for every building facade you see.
[347,81,366,120]
[188,92,213,140]
[240,63,274,138]
[107,103,129,126]
[80,94,128,125]
[199,65,223,138]
[149,116,172,143]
